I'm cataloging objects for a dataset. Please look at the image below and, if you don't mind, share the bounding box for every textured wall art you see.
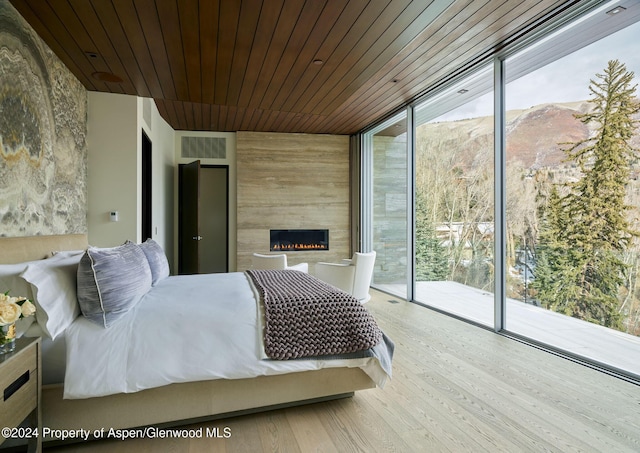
[0,1,87,237]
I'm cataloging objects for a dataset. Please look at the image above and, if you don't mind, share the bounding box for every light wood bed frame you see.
[1,234,376,442]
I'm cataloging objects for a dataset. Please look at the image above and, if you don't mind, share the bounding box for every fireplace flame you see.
[270,229,329,252]
[272,243,328,251]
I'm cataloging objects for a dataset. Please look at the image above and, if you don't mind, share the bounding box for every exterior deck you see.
[376,281,640,379]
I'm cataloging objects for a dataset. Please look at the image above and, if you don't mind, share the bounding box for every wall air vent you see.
[181,136,227,159]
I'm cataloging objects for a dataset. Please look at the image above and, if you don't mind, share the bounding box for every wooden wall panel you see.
[236,132,351,272]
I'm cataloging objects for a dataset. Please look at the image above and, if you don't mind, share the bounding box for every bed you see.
[0,234,392,444]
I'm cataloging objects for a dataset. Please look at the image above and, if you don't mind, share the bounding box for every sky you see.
[430,14,640,123]
[505,20,640,111]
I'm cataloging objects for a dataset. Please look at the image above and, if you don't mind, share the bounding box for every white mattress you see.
[63,272,389,399]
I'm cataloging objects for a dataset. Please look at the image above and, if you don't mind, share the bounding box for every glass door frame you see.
[360,109,414,301]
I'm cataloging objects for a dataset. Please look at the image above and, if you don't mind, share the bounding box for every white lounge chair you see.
[251,253,308,272]
[314,251,376,303]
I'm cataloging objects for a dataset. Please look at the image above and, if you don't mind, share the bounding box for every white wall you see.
[87,93,176,269]
[87,92,139,247]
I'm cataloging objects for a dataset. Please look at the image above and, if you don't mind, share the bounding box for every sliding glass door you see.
[504,4,640,376]
[363,112,408,299]
[413,66,495,327]
[361,0,640,379]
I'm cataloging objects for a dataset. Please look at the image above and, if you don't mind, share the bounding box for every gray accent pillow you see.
[77,243,152,328]
[138,239,170,285]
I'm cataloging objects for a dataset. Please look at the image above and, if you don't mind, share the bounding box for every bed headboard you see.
[0,234,88,264]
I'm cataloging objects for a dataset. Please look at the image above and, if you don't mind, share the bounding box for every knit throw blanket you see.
[246,269,382,360]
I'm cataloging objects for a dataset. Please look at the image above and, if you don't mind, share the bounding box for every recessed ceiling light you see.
[85,51,99,59]
[606,6,626,15]
[457,88,469,94]
[312,59,324,65]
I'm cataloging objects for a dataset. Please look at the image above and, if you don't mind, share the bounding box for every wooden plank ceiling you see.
[10,0,579,135]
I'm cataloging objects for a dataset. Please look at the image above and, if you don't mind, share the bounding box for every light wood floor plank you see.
[366,293,640,453]
[188,424,228,453]
[220,414,262,453]
[312,398,383,452]
[256,411,300,453]
[285,404,338,452]
[46,290,640,452]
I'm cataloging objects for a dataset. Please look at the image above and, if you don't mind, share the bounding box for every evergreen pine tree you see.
[532,60,639,329]
[415,190,449,281]
[532,187,574,309]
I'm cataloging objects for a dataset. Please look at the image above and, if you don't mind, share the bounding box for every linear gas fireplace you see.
[270,229,329,251]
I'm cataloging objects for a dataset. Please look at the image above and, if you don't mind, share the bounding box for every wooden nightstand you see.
[0,337,41,453]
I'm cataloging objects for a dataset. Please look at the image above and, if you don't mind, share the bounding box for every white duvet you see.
[63,272,389,399]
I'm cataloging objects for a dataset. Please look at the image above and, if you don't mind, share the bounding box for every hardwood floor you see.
[47,290,640,452]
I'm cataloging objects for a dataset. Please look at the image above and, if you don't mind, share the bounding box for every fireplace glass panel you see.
[270,229,329,251]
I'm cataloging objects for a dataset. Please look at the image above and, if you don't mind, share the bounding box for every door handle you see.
[192,236,203,241]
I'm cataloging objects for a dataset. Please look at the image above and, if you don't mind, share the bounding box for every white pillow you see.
[1,261,38,337]
[137,239,170,285]
[50,250,86,258]
[20,253,83,340]
[0,262,35,301]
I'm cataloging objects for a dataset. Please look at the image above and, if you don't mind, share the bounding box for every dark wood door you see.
[179,160,201,274]
[141,131,152,241]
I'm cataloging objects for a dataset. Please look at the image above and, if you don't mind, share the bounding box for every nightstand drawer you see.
[0,339,38,442]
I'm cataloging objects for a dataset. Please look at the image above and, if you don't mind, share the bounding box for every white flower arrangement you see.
[0,292,37,326]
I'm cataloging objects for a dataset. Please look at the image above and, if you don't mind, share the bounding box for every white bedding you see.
[63,272,389,399]
[25,322,67,385]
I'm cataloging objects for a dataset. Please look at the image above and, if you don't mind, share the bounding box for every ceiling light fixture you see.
[457,88,469,94]
[606,6,626,15]
[312,59,324,65]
